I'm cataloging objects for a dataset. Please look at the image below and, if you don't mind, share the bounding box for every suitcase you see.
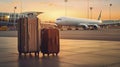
[18,17,41,55]
[41,28,60,56]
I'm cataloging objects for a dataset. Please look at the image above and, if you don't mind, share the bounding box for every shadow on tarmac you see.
[18,54,60,67]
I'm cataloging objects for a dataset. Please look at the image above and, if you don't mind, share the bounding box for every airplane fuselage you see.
[56,17,102,30]
[56,17,102,26]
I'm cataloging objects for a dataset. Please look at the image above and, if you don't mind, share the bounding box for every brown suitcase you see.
[18,17,41,55]
[41,28,60,56]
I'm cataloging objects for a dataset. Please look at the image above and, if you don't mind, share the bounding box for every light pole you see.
[90,7,93,19]
[14,6,17,29]
[87,0,90,19]
[64,0,68,16]
[109,3,112,20]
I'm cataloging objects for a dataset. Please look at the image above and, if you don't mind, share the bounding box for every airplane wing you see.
[101,20,120,25]
[101,22,120,25]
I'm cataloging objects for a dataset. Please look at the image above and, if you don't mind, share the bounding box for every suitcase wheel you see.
[52,53,54,56]
[35,52,39,56]
[19,52,22,55]
[37,52,39,55]
[29,52,32,55]
[42,53,49,56]
[24,53,27,56]
[43,53,45,56]
[56,53,58,56]
[35,52,37,56]
[47,53,49,56]
[42,53,58,56]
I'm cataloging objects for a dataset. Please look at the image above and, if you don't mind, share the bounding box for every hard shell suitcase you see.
[18,17,41,55]
[41,28,60,56]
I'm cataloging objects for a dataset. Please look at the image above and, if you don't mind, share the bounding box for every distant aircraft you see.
[56,11,102,30]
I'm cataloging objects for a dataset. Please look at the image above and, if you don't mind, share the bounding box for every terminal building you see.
[0,11,43,23]
[0,12,43,30]
[0,12,20,23]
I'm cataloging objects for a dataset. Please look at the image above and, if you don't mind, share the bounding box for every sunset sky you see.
[0,0,120,21]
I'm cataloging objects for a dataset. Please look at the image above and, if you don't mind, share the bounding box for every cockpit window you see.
[56,19,62,20]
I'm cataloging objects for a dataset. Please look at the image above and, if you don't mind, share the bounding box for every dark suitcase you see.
[18,17,41,55]
[41,28,60,56]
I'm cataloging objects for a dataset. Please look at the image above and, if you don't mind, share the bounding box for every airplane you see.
[56,11,102,30]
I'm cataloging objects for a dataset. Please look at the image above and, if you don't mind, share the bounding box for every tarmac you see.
[0,29,120,67]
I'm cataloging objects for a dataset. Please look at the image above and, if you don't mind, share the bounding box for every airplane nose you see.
[55,21,59,24]
[56,20,61,24]
[56,18,62,25]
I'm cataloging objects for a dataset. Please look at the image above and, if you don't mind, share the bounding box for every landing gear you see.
[93,26,98,30]
[75,27,79,30]
[67,27,72,30]
[82,26,88,30]
[89,26,98,30]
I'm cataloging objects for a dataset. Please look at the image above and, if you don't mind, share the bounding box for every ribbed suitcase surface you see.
[41,28,60,56]
[18,17,41,55]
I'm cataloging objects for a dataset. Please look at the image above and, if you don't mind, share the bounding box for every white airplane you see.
[56,11,102,30]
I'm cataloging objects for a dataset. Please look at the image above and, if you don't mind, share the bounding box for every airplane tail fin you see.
[97,10,102,20]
